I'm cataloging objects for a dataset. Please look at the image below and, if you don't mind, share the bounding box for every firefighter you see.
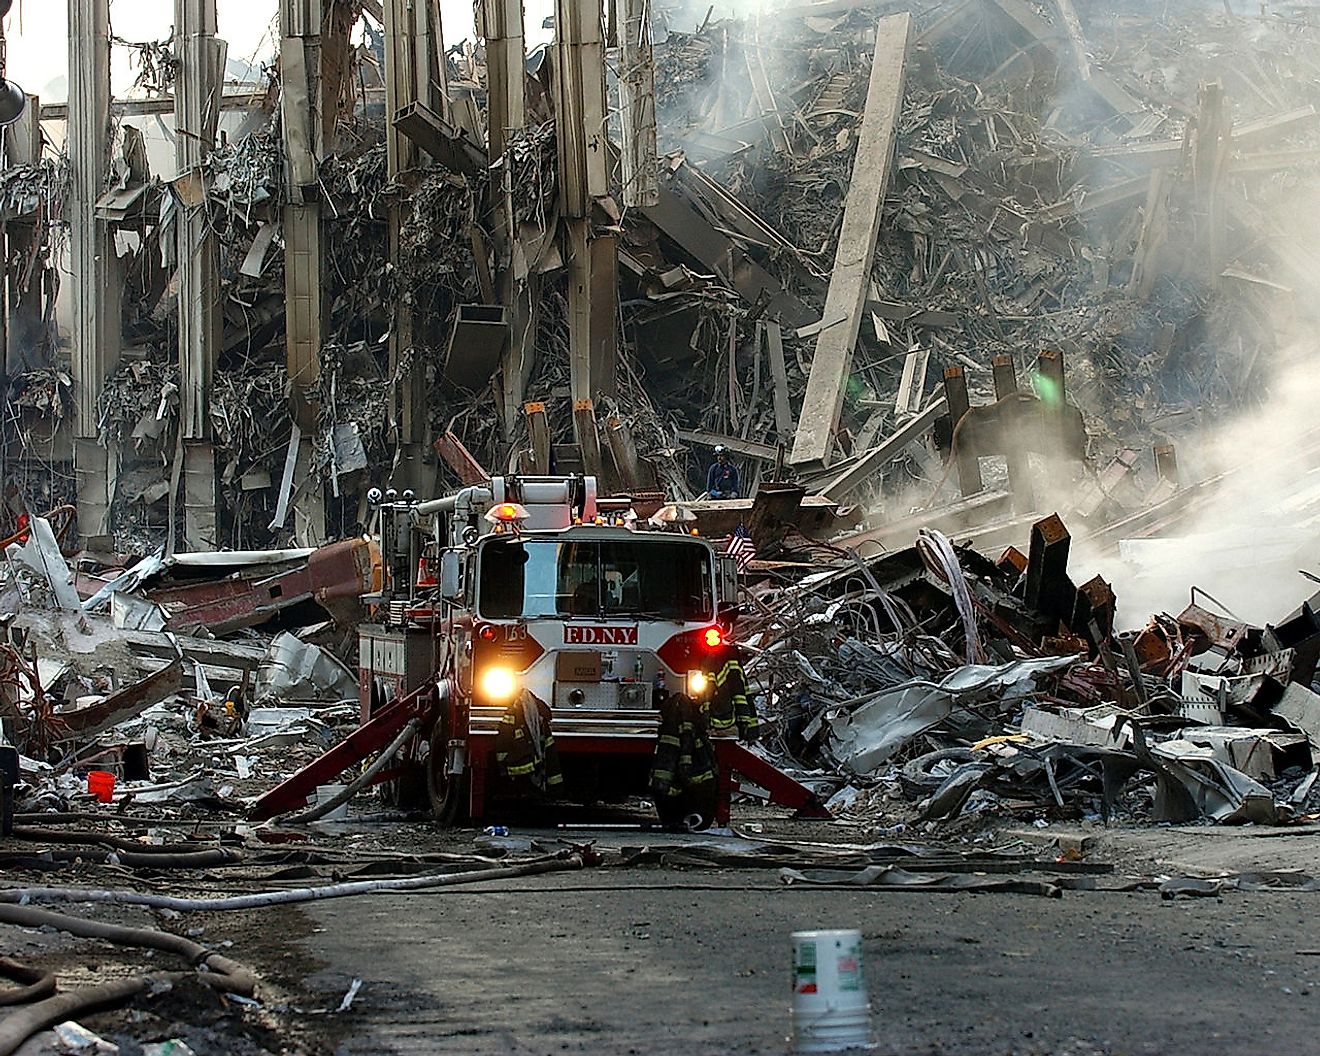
[494,690,563,793]
[650,691,717,828]
[707,627,760,743]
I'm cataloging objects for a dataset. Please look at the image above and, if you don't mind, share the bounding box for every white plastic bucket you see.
[315,784,349,821]
[790,929,873,1053]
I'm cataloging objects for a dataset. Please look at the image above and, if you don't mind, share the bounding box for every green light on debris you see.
[1033,372,1062,406]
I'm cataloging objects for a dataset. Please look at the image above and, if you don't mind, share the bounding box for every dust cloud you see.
[1072,339,1320,629]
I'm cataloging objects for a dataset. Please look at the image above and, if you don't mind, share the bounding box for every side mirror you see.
[717,554,739,605]
[440,551,461,600]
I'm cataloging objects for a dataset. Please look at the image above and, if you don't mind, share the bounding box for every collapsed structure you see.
[0,0,1318,816]
[5,0,1320,872]
[8,8,1320,1043]
[0,0,1312,556]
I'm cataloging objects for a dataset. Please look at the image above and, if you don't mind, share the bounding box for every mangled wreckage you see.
[2,0,1320,845]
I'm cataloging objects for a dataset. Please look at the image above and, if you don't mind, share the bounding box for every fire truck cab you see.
[359,475,741,824]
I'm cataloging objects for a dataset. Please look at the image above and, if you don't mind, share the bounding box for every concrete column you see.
[69,0,121,544]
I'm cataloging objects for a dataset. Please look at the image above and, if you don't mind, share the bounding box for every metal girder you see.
[818,396,947,503]
[483,0,526,161]
[175,0,223,443]
[433,430,491,485]
[789,14,912,468]
[69,0,120,540]
[641,187,813,326]
[942,366,982,496]
[175,0,224,549]
[985,0,1144,123]
[248,686,436,821]
[1025,513,1074,626]
[283,202,323,422]
[553,0,610,217]
[992,355,1033,512]
[565,219,618,402]
[393,101,485,175]
[613,0,658,206]
[525,401,552,473]
[442,304,511,392]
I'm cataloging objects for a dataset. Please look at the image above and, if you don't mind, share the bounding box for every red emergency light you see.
[702,626,723,649]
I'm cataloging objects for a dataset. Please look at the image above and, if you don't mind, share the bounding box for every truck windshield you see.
[478,538,714,620]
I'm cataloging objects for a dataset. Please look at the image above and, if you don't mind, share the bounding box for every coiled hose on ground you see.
[0,903,259,1056]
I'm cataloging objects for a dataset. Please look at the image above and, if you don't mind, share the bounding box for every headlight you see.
[686,670,709,697]
[478,666,519,702]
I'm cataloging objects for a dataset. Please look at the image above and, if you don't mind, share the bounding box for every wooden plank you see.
[789,13,912,468]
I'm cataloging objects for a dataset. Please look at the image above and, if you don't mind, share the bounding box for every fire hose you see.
[0,904,258,1056]
[0,852,586,912]
[276,716,420,824]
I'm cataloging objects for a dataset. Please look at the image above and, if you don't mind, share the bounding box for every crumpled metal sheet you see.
[254,632,358,704]
[1150,739,1289,824]
[826,655,1076,775]
[8,516,82,611]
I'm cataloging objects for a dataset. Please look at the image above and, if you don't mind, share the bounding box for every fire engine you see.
[250,475,825,827]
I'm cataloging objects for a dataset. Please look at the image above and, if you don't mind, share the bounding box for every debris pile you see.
[0,517,371,832]
[8,0,1320,555]
[739,510,1320,831]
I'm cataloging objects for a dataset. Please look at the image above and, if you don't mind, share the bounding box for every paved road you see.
[252,865,1320,1056]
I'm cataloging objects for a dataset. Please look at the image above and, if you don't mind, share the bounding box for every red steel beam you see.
[248,687,434,821]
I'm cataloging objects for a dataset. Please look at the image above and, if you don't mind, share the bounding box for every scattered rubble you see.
[9,0,1320,1050]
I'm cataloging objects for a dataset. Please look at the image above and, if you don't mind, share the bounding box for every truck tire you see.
[381,764,427,810]
[426,711,467,825]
